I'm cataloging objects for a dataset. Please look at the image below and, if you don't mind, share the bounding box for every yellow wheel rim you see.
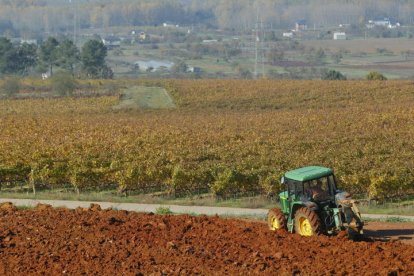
[299,217,313,236]
[270,217,280,230]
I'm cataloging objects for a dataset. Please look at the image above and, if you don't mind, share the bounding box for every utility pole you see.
[244,2,264,79]
[70,0,78,44]
[253,1,266,79]
[254,11,259,79]
[261,18,265,79]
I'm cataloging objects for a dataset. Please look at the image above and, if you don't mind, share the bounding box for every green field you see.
[112,86,176,110]
[102,33,414,80]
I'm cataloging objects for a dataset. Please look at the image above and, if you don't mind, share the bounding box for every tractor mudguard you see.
[302,200,318,211]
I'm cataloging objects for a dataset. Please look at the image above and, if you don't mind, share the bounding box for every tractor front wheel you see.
[294,207,322,237]
[267,208,287,231]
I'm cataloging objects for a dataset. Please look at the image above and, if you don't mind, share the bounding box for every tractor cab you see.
[268,166,363,238]
[278,166,337,214]
[284,166,337,204]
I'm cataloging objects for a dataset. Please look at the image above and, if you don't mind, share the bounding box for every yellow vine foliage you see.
[1,79,414,199]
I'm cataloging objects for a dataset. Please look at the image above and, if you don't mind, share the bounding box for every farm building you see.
[139,32,147,40]
[366,18,400,29]
[333,32,346,40]
[295,20,307,31]
[20,39,38,45]
[102,36,121,48]
[163,22,179,28]
[188,66,202,73]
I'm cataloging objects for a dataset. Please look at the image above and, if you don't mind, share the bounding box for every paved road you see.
[1,198,413,221]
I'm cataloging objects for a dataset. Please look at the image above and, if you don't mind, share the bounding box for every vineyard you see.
[1,80,414,199]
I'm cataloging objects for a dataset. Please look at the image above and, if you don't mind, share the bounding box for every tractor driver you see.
[306,179,329,201]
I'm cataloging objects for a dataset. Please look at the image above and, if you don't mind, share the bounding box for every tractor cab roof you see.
[284,166,333,182]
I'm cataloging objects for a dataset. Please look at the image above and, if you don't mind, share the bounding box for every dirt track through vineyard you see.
[0,203,413,275]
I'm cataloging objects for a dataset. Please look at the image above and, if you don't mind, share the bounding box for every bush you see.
[210,167,259,198]
[155,206,173,215]
[69,163,108,194]
[366,71,387,80]
[368,173,397,200]
[100,65,114,79]
[259,173,284,196]
[322,70,347,80]
[2,76,20,97]
[171,61,188,73]
[51,71,77,96]
[238,67,252,79]
[168,165,211,196]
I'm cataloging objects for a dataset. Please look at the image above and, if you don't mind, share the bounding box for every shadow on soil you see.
[364,229,414,242]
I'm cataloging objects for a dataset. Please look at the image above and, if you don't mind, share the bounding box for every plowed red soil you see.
[364,222,414,246]
[0,203,413,275]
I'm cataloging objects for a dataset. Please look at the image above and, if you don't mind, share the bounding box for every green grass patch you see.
[155,206,173,215]
[112,86,176,110]
[359,205,414,216]
[220,213,267,221]
[16,205,33,210]
[0,190,279,209]
[363,216,411,223]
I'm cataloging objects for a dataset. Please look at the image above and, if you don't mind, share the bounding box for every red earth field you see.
[0,203,413,275]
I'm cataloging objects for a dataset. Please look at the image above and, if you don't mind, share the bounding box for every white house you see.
[41,72,50,80]
[102,36,121,48]
[295,20,307,31]
[188,66,202,73]
[366,18,401,29]
[202,39,218,44]
[163,22,179,28]
[333,32,346,40]
[20,39,38,45]
[139,32,147,40]
[283,32,294,38]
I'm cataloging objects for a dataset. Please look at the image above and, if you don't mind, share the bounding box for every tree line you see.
[0,37,112,79]
[0,0,413,37]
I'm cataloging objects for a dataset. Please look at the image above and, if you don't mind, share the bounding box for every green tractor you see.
[268,166,363,238]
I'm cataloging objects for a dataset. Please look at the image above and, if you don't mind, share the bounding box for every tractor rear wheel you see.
[267,208,287,231]
[294,207,322,237]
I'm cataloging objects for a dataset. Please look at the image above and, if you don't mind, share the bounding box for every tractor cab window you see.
[287,179,303,199]
[304,177,331,201]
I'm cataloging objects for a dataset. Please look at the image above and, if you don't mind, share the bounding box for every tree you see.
[2,75,20,97]
[57,39,79,74]
[331,51,343,64]
[0,39,37,76]
[171,60,188,73]
[267,47,284,65]
[15,43,37,75]
[400,50,413,61]
[100,65,114,79]
[366,71,387,80]
[51,71,77,97]
[315,48,326,62]
[237,67,252,79]
[39,37,59,76]
[306,47,326,65]
[0,37,16,74]
[81,40,108,78]
[322,70,346,80]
